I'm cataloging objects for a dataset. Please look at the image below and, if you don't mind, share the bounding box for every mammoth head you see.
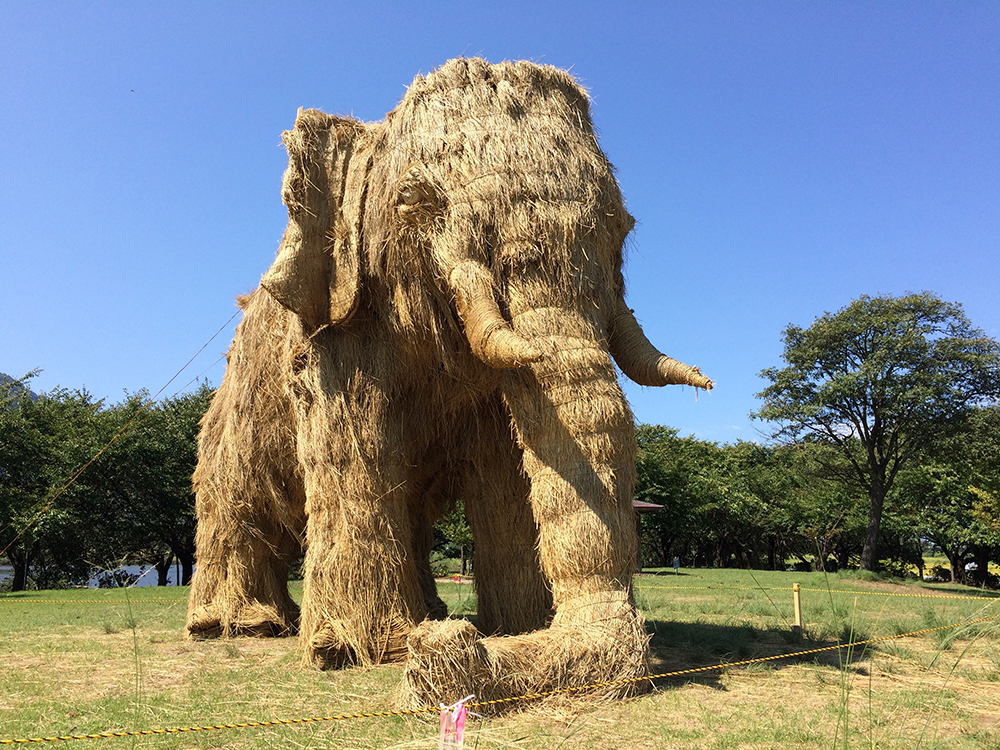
[260,59,712,391]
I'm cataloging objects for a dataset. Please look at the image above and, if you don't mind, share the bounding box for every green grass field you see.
[1,569,998,749]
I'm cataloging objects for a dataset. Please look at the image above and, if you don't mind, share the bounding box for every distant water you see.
[88,564,185,587]
[0,564,186,588]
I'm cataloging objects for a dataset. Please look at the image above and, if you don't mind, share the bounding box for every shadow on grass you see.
[635,570,694,578]
[913,583,1000,598]
[645,618,871,691]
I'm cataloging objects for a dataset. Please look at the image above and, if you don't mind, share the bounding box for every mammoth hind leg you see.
[186,294,307,640]
[411,471,454,622]
[186,480,304,640]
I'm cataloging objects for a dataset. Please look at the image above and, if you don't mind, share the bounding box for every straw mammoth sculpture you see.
[187,58,712,707]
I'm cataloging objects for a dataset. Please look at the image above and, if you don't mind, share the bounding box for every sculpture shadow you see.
[644,618,872,691]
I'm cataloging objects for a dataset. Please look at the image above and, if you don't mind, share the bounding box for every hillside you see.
[0,372,38,401]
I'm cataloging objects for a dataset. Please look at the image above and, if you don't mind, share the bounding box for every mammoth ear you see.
[260,109,369,330]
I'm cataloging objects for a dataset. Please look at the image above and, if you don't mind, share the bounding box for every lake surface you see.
[0,563,186,588]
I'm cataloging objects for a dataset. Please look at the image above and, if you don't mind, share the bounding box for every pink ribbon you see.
[439,694,474,749]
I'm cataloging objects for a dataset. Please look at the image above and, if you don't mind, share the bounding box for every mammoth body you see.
[187,58,711,705]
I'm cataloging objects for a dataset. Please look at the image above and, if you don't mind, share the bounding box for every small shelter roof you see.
[631,499,663,514]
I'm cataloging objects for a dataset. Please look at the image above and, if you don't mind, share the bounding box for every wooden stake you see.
[792,582,802,634]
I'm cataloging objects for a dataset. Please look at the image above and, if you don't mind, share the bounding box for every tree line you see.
[634,410,1000,585]
[639,292,999,585]
[2,292,998,590]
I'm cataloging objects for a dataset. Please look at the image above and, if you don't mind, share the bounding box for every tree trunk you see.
[7,544,35,592]
[658,531,675,567]
[11,559,28,592]
[836,540,851,571]
[177,551,194,586]
[815,536,833,572]
[971,546,989,587]
[171,539,196,585]
[944,548,963,583]
[859,472,886,571]
[154,552,174,587]
[733,540,749,569]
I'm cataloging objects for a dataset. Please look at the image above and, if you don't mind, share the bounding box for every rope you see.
[637,584,777,591]
[4,584,994,606]
[1,614,994,745]
[799,587,1000,601]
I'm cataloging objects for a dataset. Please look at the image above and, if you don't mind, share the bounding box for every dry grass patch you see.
[1,571,998,748]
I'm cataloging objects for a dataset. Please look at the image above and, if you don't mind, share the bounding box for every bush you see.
[927,564,950,581]
[429,551,454,578]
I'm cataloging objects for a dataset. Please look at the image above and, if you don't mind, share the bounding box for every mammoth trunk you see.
[502,307,639,609]
[403,306,651,711]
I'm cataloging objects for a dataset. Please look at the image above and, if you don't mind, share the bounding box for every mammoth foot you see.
[186,601,299,640]
[401,590,651,714]
[426,593,449,621]
[187,605,223,640]
[304,619,412,670]
[305,622,356,670]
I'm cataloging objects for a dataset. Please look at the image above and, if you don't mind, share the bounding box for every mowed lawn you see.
[1,569,998,749]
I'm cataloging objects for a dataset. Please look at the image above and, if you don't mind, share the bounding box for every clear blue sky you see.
[2,2,998,442]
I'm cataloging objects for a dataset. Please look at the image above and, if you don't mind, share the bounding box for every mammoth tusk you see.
[609,297,714,390]
[449,260,542,368]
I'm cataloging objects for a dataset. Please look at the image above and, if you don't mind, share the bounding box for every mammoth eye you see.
[399,186,423,206]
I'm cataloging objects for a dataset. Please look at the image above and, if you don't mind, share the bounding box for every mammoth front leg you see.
[297,389,428,669]
[464,397,552,636]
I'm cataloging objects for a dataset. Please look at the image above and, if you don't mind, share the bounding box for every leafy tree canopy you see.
[753,292,1000,570]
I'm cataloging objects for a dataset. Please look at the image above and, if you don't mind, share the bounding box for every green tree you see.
[754,293,1000,571]
[0,374,105,589]
[898,405,1000,584]
[1,374,213,589]
[634,425,722,567]
[435,500,473,575]
[970,486,1000,537]
[772,441,864,571]
[74,385,213,585]
[634,427,777,570]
